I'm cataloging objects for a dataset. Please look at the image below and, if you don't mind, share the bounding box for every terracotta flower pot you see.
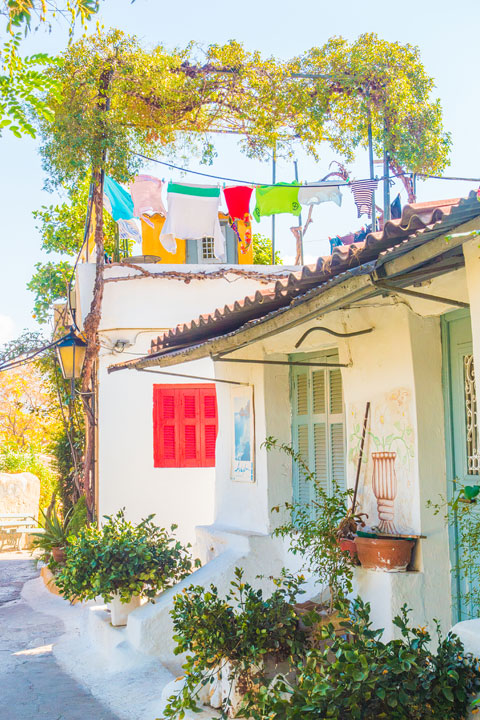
[371,451,398,534]
[339,537,357,558]
[51,546,66,564]
[355,535,414,572]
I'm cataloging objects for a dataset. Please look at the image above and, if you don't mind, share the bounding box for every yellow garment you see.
[235,218,253,264]
[141,214,185,263]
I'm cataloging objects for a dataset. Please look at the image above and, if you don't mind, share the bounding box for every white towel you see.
[298,181,342,207]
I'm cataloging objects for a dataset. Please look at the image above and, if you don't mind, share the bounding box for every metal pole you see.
[114,223,120,263]
[294,160,304,264]
[272,144,276,264]
[367,99,376,232]
[383,116,390,223]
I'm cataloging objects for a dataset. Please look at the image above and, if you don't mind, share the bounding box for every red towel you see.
[224,186,253,221]
[224,186,253,251]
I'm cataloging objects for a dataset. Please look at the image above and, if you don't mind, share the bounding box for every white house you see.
[75,259,292,547]
[108,190,480,663]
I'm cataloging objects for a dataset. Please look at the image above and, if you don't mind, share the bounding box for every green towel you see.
[253,182,301,221]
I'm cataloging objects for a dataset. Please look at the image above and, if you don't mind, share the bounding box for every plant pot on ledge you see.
[107,593,142,626]
[51,546,66,564]
[355,535,415,572]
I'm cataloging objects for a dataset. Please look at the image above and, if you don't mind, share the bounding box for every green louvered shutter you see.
[291,353,346,508]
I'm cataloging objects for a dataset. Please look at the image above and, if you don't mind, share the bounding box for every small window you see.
[199,236,221,264]
[153,384,218,467]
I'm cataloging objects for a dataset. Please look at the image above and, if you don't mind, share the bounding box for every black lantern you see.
[56,329,87,397]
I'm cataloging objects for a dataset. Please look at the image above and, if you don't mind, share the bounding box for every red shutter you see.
[153,384,217,468]
[200,387,218,466]
[153,386,179,467]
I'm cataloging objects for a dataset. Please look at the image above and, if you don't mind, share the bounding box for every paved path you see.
[0,551,120,720]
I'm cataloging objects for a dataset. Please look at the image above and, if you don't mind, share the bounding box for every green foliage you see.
[163,568,306,719]
[49,420,84,513]
[26,260,73,323]
[263,437,355,611]
[67,495,87,536]
[3,1,103,36]
[252,233,282,265]
[291,33,451,177]
[244,597,480,720]
[0,34,57,138]
[56,510,198,603]
[0,444,57,511]
[429,487,480,617]
[30,503,73,560]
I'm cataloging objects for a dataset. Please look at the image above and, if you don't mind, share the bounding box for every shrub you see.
[163,568,306,719]
[56,509,198,604]
[244,597,480,720]
[264,437,357,611]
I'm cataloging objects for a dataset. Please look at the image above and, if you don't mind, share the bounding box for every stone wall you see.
[0,472,40,518]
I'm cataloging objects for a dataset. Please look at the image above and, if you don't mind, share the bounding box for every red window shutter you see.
[153,384,217,468]
[153,387,179,467]
[200,387,218,466]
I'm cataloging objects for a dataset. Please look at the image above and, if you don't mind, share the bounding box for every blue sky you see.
[1,0,479,342]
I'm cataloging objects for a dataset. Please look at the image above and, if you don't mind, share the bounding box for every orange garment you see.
[141,214,185,263]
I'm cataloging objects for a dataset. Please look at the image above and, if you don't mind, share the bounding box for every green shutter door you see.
[291,353,346,509]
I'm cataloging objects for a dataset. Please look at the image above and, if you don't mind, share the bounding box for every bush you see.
[244,597,480,720]
[264,437,357,612]
[56,509,198,604]
[163,568,306,719]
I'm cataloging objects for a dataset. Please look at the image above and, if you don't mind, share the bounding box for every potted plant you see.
[163,568,306,719]
[55,509,199,625]
[263,437,357,616]
[30,503,75,565]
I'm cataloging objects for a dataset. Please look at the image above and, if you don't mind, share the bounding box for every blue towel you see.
[104,176,135,221]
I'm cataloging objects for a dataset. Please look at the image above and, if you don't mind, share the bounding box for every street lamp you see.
[56,328,87,399]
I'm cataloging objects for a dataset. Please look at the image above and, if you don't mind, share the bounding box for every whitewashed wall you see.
[210,298,453,636]
[76,263,290,547]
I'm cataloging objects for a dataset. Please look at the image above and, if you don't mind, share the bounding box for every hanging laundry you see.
[350,179,379,218]
[390,193,402,220]
[104,176,135,221]
[298,180,342,207]
[253,182,301,222]
[118,218,142,246]
[161,182,225,260]
[130,174,167,220]
[329,236,343,253]
[223,186,253,250]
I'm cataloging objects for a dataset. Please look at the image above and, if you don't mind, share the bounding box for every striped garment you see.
[350,179,379,218]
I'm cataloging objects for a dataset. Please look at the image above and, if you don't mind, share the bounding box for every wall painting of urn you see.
[371,451,398,535]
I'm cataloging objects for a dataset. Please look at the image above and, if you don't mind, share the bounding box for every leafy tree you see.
[0,328,46,366]
[39,29,450,518]
[29,176,116,322]
[290,33,451,200]
[1,1,106,138]
[252,233,282,265]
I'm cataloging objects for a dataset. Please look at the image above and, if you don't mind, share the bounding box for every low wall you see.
[0,472,40,518]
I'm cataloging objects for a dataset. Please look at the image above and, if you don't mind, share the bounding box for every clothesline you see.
[134,152,480,187]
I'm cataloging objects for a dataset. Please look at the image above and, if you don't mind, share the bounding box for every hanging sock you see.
[350,179,379,218]
[130,174,167,221]
[118,218,142,246]
[104,176,135,221]
[224,186,253,251]
[161,182,225,260]
[298,181,342,207]
[253,182,301,222]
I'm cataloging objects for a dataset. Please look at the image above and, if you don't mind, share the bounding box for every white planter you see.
[106,593,142,626]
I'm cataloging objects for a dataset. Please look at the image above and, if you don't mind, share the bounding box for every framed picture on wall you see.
[231,386,255,482]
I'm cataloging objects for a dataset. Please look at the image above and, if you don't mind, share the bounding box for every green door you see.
[443,309,479,621]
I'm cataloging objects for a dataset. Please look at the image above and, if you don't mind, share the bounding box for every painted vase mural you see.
[371,451,398,534]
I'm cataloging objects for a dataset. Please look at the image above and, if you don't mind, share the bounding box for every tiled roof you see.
[148,191,480,355]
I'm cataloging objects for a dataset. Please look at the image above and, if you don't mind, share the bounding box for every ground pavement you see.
[0,551,121,720]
